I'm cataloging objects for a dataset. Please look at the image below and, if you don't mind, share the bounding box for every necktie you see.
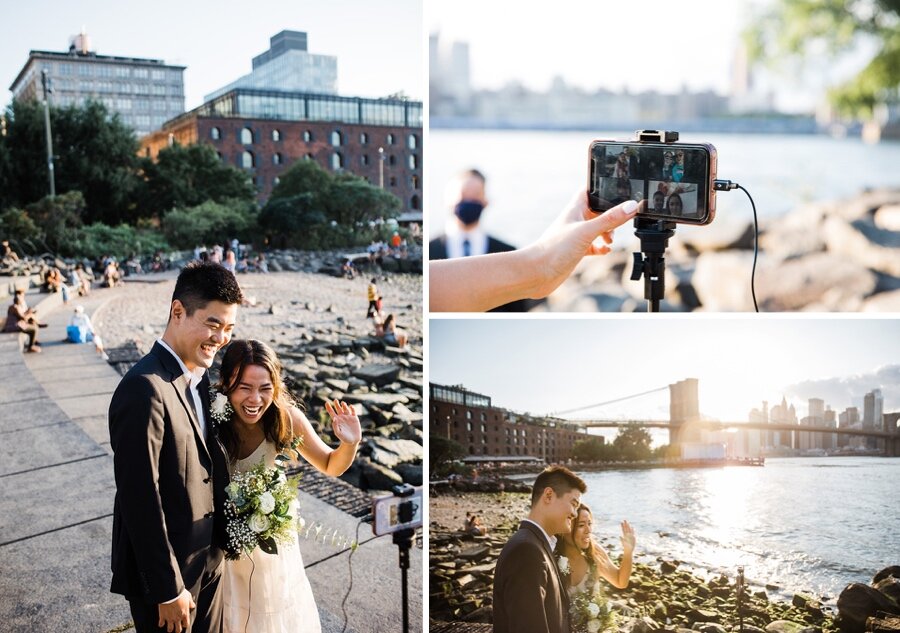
[462,239,471,257]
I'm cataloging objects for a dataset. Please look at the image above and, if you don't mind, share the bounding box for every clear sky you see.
[427,0,872,112]
[1,0,423,110]
[429,318,900,431]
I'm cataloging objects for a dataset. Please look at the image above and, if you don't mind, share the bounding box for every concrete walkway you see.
[0,285,421,632]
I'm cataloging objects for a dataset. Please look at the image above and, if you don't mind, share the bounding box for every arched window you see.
[331,130,342,147]
[410,195,420,210]
[304,153,313,161]
[240,127,253,144]
[360,132,368,144]
[210,127,221,140]
[241,151,254,169]
[272,153,282,165]
[408,154,418,170]
[389,176,397,187]
[412,175,420,190]
[361,155,369,166]
[271,129,281,142]
[331,152,343,170]
[386,133,394,145]
[407,134,417,149]
[388,155,396,166]
[303,130,313,142]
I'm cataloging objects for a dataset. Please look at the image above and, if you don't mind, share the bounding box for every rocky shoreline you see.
[544,188,900,312]
[430,491,899,633]
[95,267,423,496]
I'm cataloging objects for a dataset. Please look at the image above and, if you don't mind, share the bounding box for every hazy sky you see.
[429,318,900,431]
[1,0,423,110]
[428,0,872,112]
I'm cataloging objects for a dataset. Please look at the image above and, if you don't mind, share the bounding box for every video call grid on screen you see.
[590,143,709,218]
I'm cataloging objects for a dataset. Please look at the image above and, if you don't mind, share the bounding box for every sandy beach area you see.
[94,270,422,352]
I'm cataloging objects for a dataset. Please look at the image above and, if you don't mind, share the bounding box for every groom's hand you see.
[158,589,195,633]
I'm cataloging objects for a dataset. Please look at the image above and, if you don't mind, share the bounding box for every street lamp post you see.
[378,146,385,189]
[41,69,55,197]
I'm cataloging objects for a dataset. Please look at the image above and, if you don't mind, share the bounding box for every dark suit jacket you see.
[493,521,570,633]
[428,235,534,312]
[109,342,229,604]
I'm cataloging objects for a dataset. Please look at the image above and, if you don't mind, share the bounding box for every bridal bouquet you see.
[570,587,617,633]
[223,457,302,560]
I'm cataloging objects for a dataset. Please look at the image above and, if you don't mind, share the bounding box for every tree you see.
[612,423,654,462]
[24,191,86,254]
[2,100,141,224]
[745,0,900,117]
[261,160,403,248]
[571,437,613,463]
[430,436,467,476]
[136,143,255,219]
[162,199,257,249]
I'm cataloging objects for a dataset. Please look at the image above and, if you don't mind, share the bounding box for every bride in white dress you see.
[215,339,362,633]
[553,503,636,633]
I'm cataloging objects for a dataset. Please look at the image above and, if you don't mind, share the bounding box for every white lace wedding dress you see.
[223,440,321,633]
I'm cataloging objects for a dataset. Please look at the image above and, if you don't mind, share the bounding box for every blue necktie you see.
[463,239,471,257]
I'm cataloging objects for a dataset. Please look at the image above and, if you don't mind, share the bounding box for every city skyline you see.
[429,319,900,425]
[1,0,423,112]
[428,0,876,114]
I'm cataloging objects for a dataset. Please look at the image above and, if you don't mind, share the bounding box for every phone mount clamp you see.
[391,483,418,633]
[630,130,680,312]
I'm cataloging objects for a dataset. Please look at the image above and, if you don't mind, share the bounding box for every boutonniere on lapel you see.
[556,554,571,581]
[209,388,233,428]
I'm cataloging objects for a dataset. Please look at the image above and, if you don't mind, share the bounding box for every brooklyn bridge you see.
[563,378,900,457]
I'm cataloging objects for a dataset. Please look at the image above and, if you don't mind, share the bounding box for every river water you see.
[428,130,900,247]
[564,457,899,603]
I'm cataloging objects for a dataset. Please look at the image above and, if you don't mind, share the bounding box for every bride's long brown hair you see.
[215,339,298,462]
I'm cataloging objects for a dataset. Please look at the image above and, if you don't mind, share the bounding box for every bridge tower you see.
[669,378,701,448]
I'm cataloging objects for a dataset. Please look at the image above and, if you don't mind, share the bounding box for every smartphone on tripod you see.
[588,136,718,225]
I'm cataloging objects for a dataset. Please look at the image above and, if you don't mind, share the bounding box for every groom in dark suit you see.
[109,262,243,633]
[493,465,587,633]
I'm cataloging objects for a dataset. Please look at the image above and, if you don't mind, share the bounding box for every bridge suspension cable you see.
[550,386,669,416]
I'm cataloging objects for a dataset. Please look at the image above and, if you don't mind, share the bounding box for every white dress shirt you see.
[157,339,207,441]
[523,518,557,552]
[443,220,489,259]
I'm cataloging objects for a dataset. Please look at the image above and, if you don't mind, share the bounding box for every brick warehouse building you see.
[140,88,423,208]
[430,383,589,462]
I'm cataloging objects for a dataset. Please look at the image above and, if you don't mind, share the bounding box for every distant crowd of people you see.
[194,240,268,274]
[365,277,408,348]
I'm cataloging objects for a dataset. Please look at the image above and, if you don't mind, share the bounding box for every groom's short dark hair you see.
[531,465,586,507]
[171,261,244,316]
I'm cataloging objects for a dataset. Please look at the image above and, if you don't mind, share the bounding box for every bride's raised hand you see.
[620,520,636,554]
[325,399,362,446]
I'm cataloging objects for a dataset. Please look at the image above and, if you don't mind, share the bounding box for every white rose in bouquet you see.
[249,512,270,534]
[258,491,276,514]
[586,619,601,633]
[587,601,601,618]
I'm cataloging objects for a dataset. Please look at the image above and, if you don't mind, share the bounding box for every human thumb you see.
[580,199,641,242]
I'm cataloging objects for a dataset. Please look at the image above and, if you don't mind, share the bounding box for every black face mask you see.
[454,200,485,227]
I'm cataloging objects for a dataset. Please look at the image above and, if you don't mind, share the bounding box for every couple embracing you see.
[494,466,636,633]
[109,262,362,633]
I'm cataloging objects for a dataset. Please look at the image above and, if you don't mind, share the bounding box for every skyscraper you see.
[9,31,185,137]
[863,389,884,450]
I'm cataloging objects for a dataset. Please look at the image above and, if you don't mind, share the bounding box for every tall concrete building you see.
[9,31,185,137]
[204,30,337,101]
[839,406,860,449]
[770,396,798,450]
[863,389,884,450]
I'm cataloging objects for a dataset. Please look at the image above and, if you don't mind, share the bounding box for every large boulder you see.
[822,216,900,277]
[756,252,877,311]
[837,582,900,633]
[362,437,422,469]
[358,459,403,490]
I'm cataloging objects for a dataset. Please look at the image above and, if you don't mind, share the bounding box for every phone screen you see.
[588,142,713,223]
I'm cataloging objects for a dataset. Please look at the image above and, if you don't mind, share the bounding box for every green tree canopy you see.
[430,436,467,476]
[571,436,614,463]
[136,143,255,219]
[162,199,257,249]
[612,423,654,462]
[745,0,900,117]
[1,99,140,223]
[260,159,401,249]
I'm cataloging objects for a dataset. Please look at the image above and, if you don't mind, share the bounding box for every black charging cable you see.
[714,179,760,312]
